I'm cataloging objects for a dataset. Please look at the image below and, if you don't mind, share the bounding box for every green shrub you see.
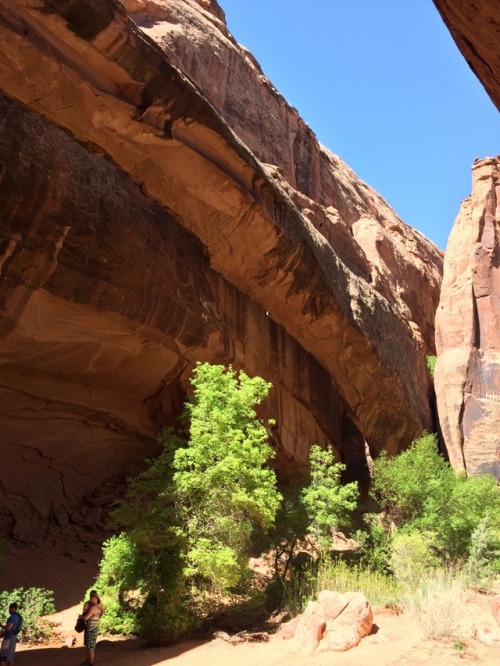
[354,513,393,574]
[265,482,309,581]
[370,432,454,527]
[426,355,437,379]
[423,472,500,562]
[463,515,500,589]
[0,587,55,642]
[390,532,438,589]
[370,432,500,568]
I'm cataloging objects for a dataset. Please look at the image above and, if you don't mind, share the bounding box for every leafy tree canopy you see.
[301,444,359,549]
[95,362,281,643]
[173,362,281,590]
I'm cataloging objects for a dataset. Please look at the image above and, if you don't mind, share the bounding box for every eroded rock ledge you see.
[0,0,442,540]
[433,0,500,112]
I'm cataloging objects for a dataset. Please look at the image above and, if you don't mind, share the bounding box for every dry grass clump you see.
[402,569,466,640]
[315,558,399,606]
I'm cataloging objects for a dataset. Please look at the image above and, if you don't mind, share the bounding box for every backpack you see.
[13,614,23,636]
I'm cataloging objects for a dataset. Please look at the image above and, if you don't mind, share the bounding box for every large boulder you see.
[435,157,500,477]
[318,590,373,652]
[283,590,373,654]
[0,0,441,537]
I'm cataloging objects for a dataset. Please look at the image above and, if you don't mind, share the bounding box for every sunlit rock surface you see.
[433,0,500,112]
[435,157,500,478]
[432,0,500,478]
[0,0,442,540]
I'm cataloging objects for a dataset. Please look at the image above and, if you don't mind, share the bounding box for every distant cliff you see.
[435,159,500,479]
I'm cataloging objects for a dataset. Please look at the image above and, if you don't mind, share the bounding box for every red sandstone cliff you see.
[433,0,500,112]
[431,0,499,478]
[0,0,442,541]
[435,157,500,478]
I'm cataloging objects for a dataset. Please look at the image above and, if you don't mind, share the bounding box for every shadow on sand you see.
[17,636,209,665]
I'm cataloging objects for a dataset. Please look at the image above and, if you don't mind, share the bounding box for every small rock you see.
[476,620,500,646]
[52,503,69,526]
[87,494,116,507]
[82,506,101,528]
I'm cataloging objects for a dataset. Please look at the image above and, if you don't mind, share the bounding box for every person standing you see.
[79,592,103,666]
[0,602,21,666]
[82,590,98,616]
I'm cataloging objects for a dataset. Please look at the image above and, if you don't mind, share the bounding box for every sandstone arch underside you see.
[0,0,442,540]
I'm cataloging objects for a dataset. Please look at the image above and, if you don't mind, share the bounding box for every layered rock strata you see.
[433,0,500,112]
[0,0,442,539]
[435,157,500,478]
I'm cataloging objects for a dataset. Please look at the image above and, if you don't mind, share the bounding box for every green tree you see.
[173,362,281,592]
[370,432,454,527]
[96,362,281,644]
[300,444,359,549]
[93,533,139,635]
[370,432,500,566]
[268,482,309,578]
[99,432,193,644]
[424,472,500,561]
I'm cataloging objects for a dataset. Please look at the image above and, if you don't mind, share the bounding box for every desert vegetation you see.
[88,364,499,646]
[0,587,55,642]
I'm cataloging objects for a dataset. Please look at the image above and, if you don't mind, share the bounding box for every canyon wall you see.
[435,158,500,478]
[432,1,499,478]
[433,0,500,112]
[0,0,442,542]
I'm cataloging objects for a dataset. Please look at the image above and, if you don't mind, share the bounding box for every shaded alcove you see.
[0,96,369,543]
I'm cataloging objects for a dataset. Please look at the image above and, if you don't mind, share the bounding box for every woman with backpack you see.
[0,602,22,666]
[78,591,104,666]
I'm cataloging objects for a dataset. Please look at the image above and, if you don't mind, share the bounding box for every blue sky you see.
[221,0,500,251]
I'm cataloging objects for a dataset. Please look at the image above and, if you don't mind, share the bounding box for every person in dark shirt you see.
[0,602,21,666]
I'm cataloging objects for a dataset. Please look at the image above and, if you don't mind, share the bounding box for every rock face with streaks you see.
[433,0,500,112]
[435,157,500,478]
[432,0,500,478]
[0,0,442,541]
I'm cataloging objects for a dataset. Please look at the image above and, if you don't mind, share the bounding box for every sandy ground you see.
[13,590,500,666]
[2,544,500,665]
[14,605,500,666]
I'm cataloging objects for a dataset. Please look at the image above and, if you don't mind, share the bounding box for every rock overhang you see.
[0,0,443,538]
